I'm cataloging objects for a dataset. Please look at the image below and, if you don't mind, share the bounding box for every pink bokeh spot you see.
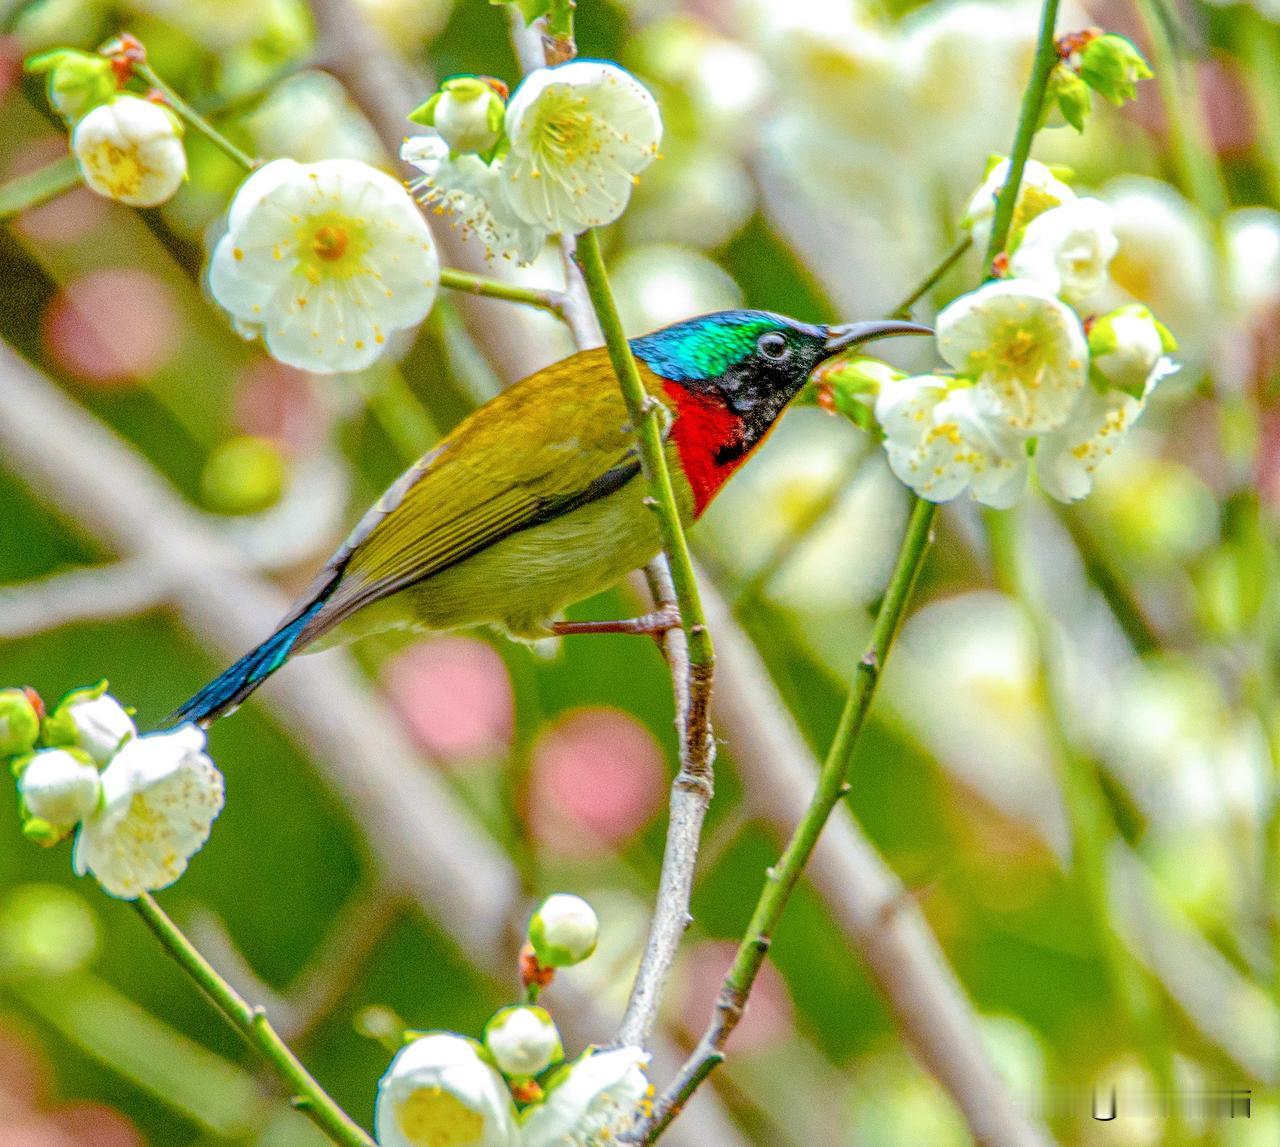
[528,707,666,854]
[385,637,515,764]
[676,940,794,1054]
[7,137,109,246]
[42,268,183,387]
[233,359,326,454]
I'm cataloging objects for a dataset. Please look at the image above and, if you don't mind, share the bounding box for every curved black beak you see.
[823,319,933,356]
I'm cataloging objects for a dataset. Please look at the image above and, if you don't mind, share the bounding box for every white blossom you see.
[1008,197,1118,306]
[936,279,1088,434]
[73,725,224,899]
[875,376,1029,508]
[18,749,102,830]
[402,135,547,264]
[72,95,187,207]
[501,62,662,234]
[1035,373,1167,503]
[520,1047,651,1147]
[961,157,1075,249]
[209,158,439,373]
[54,692,137,765]
[484,1006,562,1078]
[376,1033,518,1147]
[428,77,504,155]
[528,893,599,967]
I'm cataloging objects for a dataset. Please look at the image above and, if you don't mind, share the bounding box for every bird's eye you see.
[758,332,790,361]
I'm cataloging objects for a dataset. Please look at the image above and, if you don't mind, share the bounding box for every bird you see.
[173,309,928,726]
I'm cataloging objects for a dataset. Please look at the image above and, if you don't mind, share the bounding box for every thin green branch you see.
[0,155,81,220]
[134,63,258,172]
[438,267,566,316]
[643,0,1067,1133]
[640,496,938,1144]
[983,0,1064,271]
[574,229,715,686]
[131,893,375,1147]
[891,234,973,319]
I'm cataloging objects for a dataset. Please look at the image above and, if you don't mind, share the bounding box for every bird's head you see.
[630,309,930,514]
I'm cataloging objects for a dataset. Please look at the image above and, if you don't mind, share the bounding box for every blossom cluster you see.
[821,160,1177,506]
[402,61,663,263]
[4,683,223,899]
[377,893,654,1146]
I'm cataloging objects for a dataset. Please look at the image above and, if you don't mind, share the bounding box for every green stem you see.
[131,893,375,1147]
[1132,0,1229,217]
[438,267,565,316]
[575,230,715,681]
[891,235,973,318]
[134,63,258,172]
[983,0,1063,271]
[0,155,81,220]
[986,510,1181,1140]
[642,497,937,1144]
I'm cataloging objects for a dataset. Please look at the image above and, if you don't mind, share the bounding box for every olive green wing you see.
[296,348,642,644]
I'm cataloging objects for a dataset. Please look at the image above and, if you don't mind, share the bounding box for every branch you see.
[0,558,171,638]
[639,496,939,1141]
[132,893,374,1147]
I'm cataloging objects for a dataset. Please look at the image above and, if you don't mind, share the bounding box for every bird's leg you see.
[550,606,680,638]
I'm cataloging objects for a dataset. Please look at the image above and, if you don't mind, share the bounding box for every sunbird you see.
[175,310,927,725]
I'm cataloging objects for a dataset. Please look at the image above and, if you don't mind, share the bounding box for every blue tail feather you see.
[170,601,325,727]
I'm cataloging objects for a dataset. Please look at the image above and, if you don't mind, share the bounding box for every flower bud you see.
[807,356,906,430]
[201,436,288,515]
[1045,63,1091,133]
[409,76,505,155]
[376,1033,519,1147]
[18,748,102,829]
[0,688,41,759]
[1079,34,1153,107]
[1088,304,1178,398]
[25,49,118,126]
[44,684,136,764]
[72,95,187,208]
[484,1006,563,1078]
[528,894,599,968]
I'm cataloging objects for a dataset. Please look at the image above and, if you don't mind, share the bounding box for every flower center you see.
[396,1086,485,1147]
[312,225,349,262]
[88,143,145,196]
[999,328,1041,370]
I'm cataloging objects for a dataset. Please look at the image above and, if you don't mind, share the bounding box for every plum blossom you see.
[528,893,599,967]
[962,158,1074,249]
[209,158,440,373]
[1036,385,1152,503]
[484,1006,563,1078]
[521,1047,652,1147]
[936,279,1088,434]
[875,375,1029,507]
[73,725,224,899]
[72,96,187,207]
[1008,198,1118,306]
[45,686,136,764]
[376,1033,518,1147]
[1088,305,1178,396]
[17,749,101,831]
[501,62,662,234]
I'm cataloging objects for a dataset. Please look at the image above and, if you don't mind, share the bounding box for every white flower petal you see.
[72,96,187,207]
[1009,198,1118,306]
[208,158,439,373]
[73,725,224,900]
[521,1047,651,1147]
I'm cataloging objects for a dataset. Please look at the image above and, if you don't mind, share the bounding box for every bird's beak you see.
[822,320,933,356]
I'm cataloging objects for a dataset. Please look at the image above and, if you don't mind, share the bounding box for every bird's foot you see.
[550,606,680,638]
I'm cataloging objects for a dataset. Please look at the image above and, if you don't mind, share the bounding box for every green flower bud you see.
[1088,304,1178,398]
[1045,63,1092,133]
[805,356,907,432]
[1079,34,1153,107]
[201,436,288,516]
[409,76,505,156]
[484,1005,563,1078]
[528,893,598,967]
[25,48,118,126]
[0,689,40,759]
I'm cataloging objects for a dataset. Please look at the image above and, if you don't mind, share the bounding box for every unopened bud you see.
[72,95,187,207]
[0,688,41,759]
[44,683,135,764]
[409,76,505,155]
[18,748,102,829]
[1045,63,1091,133]
[1088,304,1177,398]
[527,893,599,968]
[1080,33,1153,107]
[484,1005,563,1078]
[25,49,117,126]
